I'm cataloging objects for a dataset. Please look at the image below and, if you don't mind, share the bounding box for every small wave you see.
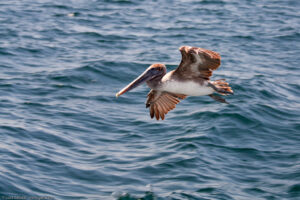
[113,191,156,200]
[274,32,300,40]
[42,4,70,9]
[0,48,15,56]
[103,0,137,5]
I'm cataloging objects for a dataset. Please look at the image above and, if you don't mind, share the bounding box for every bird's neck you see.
[146,75,164,89]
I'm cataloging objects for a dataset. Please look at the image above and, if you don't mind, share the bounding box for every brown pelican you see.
[116,46,233,120]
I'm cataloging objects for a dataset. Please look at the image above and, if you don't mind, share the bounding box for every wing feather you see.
[150,104,155,118]
[154,104,160,120]
[146,90,186,120]
[174,46,221,80]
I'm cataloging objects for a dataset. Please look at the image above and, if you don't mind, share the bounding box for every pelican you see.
[116,46,233,120]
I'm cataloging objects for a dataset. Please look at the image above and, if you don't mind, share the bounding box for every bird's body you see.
[116,46,233,120]
[150,70,214,96]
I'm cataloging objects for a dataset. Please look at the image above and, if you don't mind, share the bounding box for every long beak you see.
[116,69,153,97]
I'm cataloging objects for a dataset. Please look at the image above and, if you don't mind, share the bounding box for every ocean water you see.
[0,0,299,199]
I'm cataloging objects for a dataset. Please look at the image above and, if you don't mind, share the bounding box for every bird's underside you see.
[116,46,234,120]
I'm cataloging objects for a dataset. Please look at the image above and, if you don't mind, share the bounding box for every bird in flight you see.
[116,46,233,120]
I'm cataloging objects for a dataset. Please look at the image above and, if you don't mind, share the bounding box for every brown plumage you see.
[174,46,221,80]
[146,90,186,120]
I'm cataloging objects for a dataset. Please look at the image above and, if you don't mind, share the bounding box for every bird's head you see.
[116,64,166,97]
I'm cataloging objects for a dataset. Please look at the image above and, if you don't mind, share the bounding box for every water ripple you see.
[0,0,299,199]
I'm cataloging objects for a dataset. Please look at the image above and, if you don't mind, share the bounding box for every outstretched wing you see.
[174,46,221,80]
[146,90,186,120]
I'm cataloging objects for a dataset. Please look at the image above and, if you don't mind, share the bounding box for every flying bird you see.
[116,46,233,120]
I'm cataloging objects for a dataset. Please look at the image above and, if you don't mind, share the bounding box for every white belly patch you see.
[160,81,214,96]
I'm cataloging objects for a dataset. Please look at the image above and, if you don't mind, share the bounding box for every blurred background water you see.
[0,0,299,199]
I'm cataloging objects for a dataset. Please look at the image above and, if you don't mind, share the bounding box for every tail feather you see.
[211,79,233,95]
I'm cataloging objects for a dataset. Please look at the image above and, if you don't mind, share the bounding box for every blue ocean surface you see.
[0,0,299,199]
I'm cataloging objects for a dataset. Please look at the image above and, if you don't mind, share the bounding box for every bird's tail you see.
[210,79,233,95]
